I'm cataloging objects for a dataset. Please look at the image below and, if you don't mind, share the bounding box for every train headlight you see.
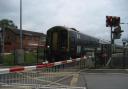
[47,45,50,48]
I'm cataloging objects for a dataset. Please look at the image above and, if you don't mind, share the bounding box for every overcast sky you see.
[0,0,128,44]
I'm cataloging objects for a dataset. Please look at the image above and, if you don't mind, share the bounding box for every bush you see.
[2,52,39,66]
[24,52,37,65]
[3,54,15,66]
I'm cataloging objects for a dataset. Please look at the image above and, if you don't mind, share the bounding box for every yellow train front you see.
[46,26,99,62]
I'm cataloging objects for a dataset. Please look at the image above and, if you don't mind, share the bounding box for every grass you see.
[3,54,15,66]
[24,52,37,65]
[2,52,39,66]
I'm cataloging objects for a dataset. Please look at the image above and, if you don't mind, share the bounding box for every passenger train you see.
[46,26,123,62]
[46,26,100,62]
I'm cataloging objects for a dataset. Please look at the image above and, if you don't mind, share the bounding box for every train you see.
[45,26,123,63]
[46,26,100,62]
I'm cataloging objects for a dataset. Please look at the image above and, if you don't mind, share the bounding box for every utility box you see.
[15,49,24,65]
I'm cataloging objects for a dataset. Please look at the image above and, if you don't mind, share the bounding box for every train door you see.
[52,31,68,51]
[52,32,58,50]
[60,31,67,50]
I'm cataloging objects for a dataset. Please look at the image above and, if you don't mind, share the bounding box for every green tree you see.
[0,19,18,28]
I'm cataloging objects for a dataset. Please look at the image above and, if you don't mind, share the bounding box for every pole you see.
[110,26,113,67]
[20,0,22,49]
[94,48,97,68]
[16,0,24,65]
[123,42,126,68]
[0,28,3,64]
[111,26,112,53]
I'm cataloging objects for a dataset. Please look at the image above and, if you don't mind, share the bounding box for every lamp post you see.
[15,0,24,65]
[20,0,22,49]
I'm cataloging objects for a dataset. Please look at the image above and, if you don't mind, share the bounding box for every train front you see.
[46,26,69,62]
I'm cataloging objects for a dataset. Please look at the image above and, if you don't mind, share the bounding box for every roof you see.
[5,27,46,37]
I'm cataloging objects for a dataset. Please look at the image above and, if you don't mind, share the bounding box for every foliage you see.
[3,54,15,66]
[24,52,37,65]
[0,19,18,28]
[3,52,37,66]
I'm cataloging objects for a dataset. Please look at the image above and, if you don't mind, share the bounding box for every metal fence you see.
[0,47,45,66]
[0,58,88,89]
[111,48,128,68]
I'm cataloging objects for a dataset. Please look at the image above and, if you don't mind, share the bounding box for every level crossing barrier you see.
[0,57,88,89]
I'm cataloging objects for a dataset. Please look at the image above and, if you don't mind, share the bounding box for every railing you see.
[0,57,88,89]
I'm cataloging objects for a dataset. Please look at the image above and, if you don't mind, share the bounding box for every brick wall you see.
[3,29,45,53]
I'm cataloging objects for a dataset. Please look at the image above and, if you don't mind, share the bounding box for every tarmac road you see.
[80,72,128,89]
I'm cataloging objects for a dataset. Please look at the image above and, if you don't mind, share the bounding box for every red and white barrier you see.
[0,57,87,74]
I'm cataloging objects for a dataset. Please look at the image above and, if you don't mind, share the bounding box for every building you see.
[0,27,46,53]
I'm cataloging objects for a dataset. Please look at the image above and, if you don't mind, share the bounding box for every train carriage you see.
[46,26,99,62]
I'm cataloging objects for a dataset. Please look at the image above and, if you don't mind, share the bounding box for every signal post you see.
[106,16,123,67]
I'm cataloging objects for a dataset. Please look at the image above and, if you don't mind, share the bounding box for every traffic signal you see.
[112,17,120,27]
[114,26,121,34]
[106,16,120,27]
[106,16,113,27]
[113,26,123,39]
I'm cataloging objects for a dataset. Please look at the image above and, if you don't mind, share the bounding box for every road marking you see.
[70,74,79,87]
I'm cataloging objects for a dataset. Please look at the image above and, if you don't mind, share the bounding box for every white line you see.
[54,61,62,66]
[0,68,9,74]
[67,60,73,63]
[24,66,36,71]
[75,58,81,61]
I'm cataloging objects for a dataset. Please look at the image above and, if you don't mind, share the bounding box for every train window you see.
[77,45,81,53]
[77,34,78,39]
[77,34,80,39]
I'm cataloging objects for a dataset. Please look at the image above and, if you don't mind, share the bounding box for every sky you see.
[0,0,128,44]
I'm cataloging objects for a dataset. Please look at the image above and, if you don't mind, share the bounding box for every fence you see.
[0,57,88,89]
[111,48,128,68]
[0,47,45,66]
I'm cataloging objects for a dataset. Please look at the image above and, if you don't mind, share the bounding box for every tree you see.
[0,19,18,58]
[0,19,18,29]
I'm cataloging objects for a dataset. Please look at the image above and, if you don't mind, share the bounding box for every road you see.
[1,67,128,89]
[79,72,128,89]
